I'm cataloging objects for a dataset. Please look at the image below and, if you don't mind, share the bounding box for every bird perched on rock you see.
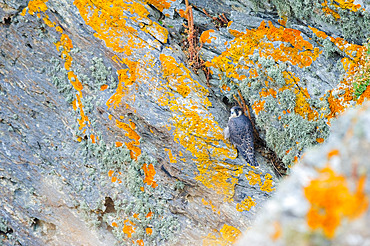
[224,106,259,166]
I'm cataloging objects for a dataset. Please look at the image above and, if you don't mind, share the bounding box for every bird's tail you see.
[242,151,259,167]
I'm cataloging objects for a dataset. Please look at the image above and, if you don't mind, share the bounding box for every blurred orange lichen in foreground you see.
[304,167,369,238]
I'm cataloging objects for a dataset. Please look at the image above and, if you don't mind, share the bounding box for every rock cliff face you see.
[0,0,369,245]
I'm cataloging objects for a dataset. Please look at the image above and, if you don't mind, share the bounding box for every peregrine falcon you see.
[224,106,259,167]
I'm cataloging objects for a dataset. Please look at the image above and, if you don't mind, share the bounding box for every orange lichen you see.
[246,170,262,186]
[136,239,144,246]
[327,149,340,159]
[115,119,141,160]
[202,198,219,213]
[164,148,177,163]
[143,0,175,12]
[108,170,114,177]
[200,30,216,44]
[115,142,123,147]
[271,221,282,241]
[146,227,153,235]
[23,0,48,16]
[111,176,118,183]
[260,173,276,192]
[210,21,321,79]
[74,0,167,55]
[322,1,341,19]
[55,34,73,70]
[203,224,241,246]
[146,211,153,218]
[252,100,265,115]
[308,26,328,40]
[177,9,186,18]
[122,220,136,238]
[143,163,158,188]
[112,222,118,227]
[331,0,362,12]
[42,15,55,27]
[304,167,369,238]
[260,88,277,98]
[100,84,108,91]
[236,196,256,212]
[316,138,324,143]
[107,58,139,109]
[159,53,241,200]
[294,88,319,120]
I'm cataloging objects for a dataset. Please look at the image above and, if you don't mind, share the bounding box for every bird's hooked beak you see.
[229,109,237,119]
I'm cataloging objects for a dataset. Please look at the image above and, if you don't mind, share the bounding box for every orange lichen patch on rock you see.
[142,21,169,44]
[143,0,175,11]
[74,0,155,55]
[327,149,340,159]
[321,0,341,19]
[202,198,219,213]
[100,84,108,91]
[236,196,256,212]
[260,88,277,98]
[55,26,63,33]
[122,219,136,238]
[68,71,83,92]
[200,30,216,44]
[115,119,141,160]
[136,239,144,246]
[158,53,241,200]
[68,70,90,132]
[143,163,158,188]
[246,170,262,186]
[108,170,114,177]
[316,138,324,143]
[332,0,362,12]
[146,211,153,218]
[146,227,153,235]
[22,0,48,16]
[42,15,56,27]
[304,167,369,238]
[54,34,73,70]
[111,176,118,183]
[203,224,242,246]
[209,21,320,80]
[260,173,276,192]
[112,222,118,227]
[90,134,96,143]
[107,57,139,109]
[115,141,123,147]
[159,54,197,97]
[164,148,177,163]
[252,100,265,116]
[75,93,89,130]
[294,88,319,121]
[308,26,328,40]
[271,221,282,241]
[177,8,186,18]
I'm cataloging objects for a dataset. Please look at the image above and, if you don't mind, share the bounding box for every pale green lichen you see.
[234,55,330,166]
[268,0,370,43]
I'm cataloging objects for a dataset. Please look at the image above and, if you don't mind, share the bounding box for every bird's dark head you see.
[230,106,243,118]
